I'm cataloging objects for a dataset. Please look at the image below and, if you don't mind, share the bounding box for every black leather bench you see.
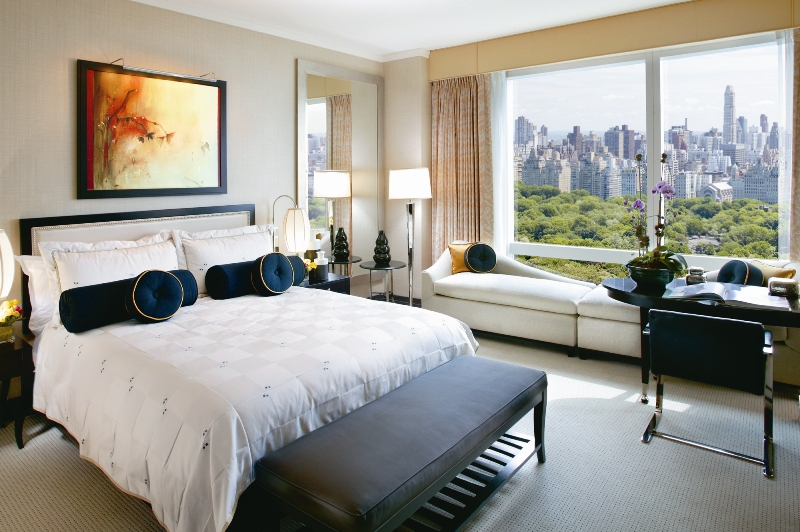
[245,355,547,532]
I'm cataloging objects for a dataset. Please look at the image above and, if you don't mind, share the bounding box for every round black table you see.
[360,261,406,302]
[329,255,362,276]
[602,277,800,404]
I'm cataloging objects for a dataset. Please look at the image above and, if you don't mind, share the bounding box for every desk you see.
[602,277,800,403]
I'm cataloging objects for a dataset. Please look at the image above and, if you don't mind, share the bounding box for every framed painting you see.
[77,60,227,198]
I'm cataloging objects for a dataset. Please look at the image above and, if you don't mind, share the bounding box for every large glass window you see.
[507,35,789,281]
[661,43,784,259]
[510,61,646,280]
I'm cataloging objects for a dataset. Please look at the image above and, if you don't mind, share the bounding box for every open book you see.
[664,282,792,311]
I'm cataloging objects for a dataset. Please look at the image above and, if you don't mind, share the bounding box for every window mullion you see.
[646,51,662,249]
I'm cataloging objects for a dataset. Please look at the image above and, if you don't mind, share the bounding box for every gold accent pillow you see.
[448,243,473,274]
[750,260,796,286]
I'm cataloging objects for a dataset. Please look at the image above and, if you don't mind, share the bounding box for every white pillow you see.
[53,240,180,293]
[181,231,275,294]
[37,231,179,320]
[14,255,56,336]
[171,225,273,269]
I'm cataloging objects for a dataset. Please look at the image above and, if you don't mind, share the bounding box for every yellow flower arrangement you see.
[0,299,24,326]
[303,259,317,275]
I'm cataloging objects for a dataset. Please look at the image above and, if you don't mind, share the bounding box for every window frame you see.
[505,32,784,271]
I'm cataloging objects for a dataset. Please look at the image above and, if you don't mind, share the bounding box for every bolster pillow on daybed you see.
[60,269,197,333]
[286,255,305,286]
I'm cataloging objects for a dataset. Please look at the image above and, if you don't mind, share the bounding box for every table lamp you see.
[272,195,310,255]
[313,170,351,249]
[0,229,14,299]
[388,168,432,306]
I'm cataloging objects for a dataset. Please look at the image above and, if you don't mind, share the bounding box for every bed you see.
[19,205,478,532]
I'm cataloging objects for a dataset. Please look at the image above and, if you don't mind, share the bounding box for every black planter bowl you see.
[627,265,675,292]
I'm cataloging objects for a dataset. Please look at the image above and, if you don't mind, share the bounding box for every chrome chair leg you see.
[763,352,774,478]
[642,375,663,443]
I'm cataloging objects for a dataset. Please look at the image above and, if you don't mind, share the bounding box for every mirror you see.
[297,60,382,278]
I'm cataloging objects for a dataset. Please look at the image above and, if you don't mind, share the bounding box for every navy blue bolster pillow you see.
[60,279,132,334]
[465,243,496,273]
[252,253,294,296]
[287,255,306,286]
[718,260,764,286]
[206,261,256,300]
[125,271,184,324]
[170,269,198,306]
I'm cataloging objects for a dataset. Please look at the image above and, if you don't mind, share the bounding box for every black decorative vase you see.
[333,228,350,262]
[373,230,391,266]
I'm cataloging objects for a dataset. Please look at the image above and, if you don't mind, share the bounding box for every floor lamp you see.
[0,229,14,300]
[313,170,351,250]
[388,168,432,306]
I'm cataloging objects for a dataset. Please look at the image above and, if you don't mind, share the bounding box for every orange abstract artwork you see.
[79,61,225,198]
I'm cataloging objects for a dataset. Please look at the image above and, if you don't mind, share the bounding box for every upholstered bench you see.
[249,355,547,532]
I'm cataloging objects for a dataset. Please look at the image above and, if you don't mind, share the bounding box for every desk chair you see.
[641,309,774,478]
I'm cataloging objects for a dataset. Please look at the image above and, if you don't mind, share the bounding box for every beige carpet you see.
[1,334,799,532]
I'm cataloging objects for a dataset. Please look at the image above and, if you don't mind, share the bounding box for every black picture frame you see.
[77,60,227,199]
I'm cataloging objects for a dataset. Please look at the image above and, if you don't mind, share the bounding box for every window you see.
[306,100,327,231]
[661,43,785,259]
[506,34,790,281]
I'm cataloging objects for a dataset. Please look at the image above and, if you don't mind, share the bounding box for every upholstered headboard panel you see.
[18,204,255,333]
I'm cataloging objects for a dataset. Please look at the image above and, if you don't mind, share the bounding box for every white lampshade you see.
[388,168,432,200]
[0,229,14,299]
[314,170,351,198]
[282,207,310,255]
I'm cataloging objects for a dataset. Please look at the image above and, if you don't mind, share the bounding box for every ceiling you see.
[131,0,690,62]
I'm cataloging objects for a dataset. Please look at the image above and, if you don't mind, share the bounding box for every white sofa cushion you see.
[578,285,640,323]
[434,273,592,315]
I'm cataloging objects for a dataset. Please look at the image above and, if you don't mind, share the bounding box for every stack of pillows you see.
[16,225,310,335]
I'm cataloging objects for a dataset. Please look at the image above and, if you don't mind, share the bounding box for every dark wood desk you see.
[602,277,800,403]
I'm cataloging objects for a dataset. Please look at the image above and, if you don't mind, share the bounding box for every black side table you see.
[329,255,362,276]
[299,273,350,295]
[360,261,407,302]
[0,331,34,449]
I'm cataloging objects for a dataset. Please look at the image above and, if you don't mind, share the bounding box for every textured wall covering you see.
[383,56,432,298]
[792,28,800,260]
[0,0,382,300]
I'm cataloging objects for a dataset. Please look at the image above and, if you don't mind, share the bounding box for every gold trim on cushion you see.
[448,243,473,274]
[750,260,796,286]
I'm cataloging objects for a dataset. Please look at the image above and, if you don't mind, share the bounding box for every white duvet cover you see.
[33,287,477,532]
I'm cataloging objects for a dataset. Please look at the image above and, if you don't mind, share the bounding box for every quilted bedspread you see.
[33,287,477,532]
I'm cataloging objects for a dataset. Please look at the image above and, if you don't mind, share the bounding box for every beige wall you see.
[430,0,799,80]
[383,56,432,300]
[0,0,382,300]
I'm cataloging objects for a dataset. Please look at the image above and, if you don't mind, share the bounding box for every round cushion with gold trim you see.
[251,253,294,296]
[465,243,496,273]
[125,270,184,324]
[287,255,306,286]
[717,259,763,286]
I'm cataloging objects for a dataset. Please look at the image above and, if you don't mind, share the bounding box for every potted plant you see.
[625,153,687,290]
[0,299,24,343]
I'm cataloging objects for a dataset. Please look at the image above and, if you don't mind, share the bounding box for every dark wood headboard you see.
[18,204,256,334]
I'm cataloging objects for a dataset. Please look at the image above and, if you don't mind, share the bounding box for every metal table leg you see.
[640,307,650,404]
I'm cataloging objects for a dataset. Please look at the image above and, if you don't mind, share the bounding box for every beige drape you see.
[326,94,352,243]
[431,74,493,257]
[791,29,800,260]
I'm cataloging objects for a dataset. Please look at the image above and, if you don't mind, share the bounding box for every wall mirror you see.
[297,60,383,277]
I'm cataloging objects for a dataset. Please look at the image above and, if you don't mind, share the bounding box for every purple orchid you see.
[631,199,645,212]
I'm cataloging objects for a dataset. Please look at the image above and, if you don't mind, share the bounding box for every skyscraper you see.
[723,85,736,144]
[769,122,780,149]
[514,116,535,145]
[737,116,747,144]
[760,114,769,133]
[567,126,583,157]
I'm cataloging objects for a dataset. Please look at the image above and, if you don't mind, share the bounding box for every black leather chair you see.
[642,309,774,478]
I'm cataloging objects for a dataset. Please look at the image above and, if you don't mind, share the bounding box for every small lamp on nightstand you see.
[388,168,432,306]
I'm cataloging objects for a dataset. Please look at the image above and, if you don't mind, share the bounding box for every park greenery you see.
[514,181,780,283]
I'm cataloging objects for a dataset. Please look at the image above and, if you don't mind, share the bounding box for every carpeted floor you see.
[2,333,799,532]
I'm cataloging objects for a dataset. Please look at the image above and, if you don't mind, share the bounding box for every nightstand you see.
[0,330,34,449]
[299,272,350,295]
